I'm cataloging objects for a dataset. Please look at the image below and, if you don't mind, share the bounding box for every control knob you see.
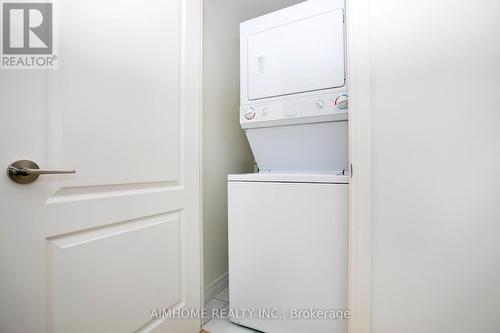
[334,95,349,110]
[244,108,256,120]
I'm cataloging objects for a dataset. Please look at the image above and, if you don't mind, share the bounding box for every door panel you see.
[47,0,181,187]
[0,0,202,332]
[48,213,181,332]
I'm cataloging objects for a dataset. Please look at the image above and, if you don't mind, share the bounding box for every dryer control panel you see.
[240,92,348,129]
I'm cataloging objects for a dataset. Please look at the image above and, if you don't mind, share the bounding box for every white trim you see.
[182,0,204,331]
[197,0,205,327]
[346,0,373,332]
[204,272,229,304]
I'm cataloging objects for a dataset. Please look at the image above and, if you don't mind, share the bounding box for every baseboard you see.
[204,272,228,304]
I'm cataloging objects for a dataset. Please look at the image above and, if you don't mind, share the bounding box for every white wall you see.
[202,0,304,289]
[367,0,500,332]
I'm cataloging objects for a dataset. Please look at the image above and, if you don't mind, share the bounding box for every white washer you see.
[228,173,348,333]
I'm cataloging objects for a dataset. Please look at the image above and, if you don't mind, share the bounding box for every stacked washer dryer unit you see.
[228,1,348,333]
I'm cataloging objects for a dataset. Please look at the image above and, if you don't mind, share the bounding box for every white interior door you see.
[0,0,202,332]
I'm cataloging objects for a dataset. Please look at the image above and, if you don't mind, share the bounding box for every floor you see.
[202,287,259,333]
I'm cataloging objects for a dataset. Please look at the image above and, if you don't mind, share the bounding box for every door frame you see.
[346,0,373,332]
[184,0,204,328]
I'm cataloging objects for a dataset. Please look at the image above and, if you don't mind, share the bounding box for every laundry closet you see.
[203,1,348,332]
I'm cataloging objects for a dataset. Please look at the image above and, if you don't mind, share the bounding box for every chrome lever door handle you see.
[7,160,76,184]
[8,166,76,176]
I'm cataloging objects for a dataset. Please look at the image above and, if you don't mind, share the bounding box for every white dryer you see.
[228,173,348,333]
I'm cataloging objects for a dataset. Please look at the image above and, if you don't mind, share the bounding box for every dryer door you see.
[247,9,345,101]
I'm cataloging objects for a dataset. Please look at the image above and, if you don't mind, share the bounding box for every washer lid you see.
[228,172,349,184]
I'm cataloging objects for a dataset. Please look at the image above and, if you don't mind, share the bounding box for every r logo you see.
[2,2,53,54]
